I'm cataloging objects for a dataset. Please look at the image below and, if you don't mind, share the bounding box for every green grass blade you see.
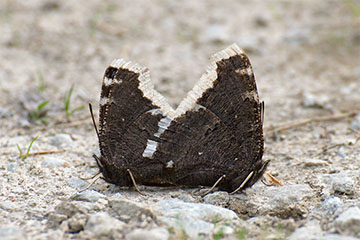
[29,112,37,120]
[25,136,38,159]
[37,70,45,92]
[344,0,360,17]
[40,117,50,123]
[236,228,247,240]
[17,144,23,160]
[69,105,85,116]
[64,84,74,115]
[37,100,49,112]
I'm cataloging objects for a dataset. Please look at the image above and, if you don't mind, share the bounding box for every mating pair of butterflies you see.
[92,44,268,193]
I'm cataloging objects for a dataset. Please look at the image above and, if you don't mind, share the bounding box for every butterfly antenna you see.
[89,103,100,140]
[260,101,265,126]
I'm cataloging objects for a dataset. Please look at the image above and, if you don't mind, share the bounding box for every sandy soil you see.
[1,0,360,239]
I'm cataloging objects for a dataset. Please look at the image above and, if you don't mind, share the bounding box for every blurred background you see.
[0,0,359,130]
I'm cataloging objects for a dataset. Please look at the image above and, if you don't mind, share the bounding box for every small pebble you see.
[41,157,66,168]
[49,134,73,147]
[6,163,18,172]
[313,196,342,216]
[350,115,360,130]
[322,173,355,195]
[334,206,360,237]
[0,225,25,240]
[85,212,124,239]
[67,177,89,189]
[126,227,169,240]
[70,190,106,202]
[240,184,313,218]
[202,24,229,43]
[153,198,240,239]
[203,191,230,206]
[0,201,18,212]
[109,199,154,219]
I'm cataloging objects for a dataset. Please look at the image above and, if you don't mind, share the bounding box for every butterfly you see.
[91,43,268,194]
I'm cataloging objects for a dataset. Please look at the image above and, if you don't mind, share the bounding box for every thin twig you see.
[27,149,64,156]
[313,143,344,157]
[265,111,357,133]
[34,118,91,132]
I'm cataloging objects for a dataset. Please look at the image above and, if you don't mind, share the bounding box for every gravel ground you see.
[1,0,360,239]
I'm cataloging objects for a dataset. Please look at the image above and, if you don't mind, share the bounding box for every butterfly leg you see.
[127,169,146,196]
[78,173,101,193]
[230,171,254,195]
[200,175,227,197]
[80,171,101,181]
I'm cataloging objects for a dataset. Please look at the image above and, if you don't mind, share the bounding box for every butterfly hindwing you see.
[97,60,172,186]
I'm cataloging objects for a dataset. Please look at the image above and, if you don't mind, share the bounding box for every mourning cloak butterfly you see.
[93,44,269,193]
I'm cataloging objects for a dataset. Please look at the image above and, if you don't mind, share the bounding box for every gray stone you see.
[7,136,28,147]
[322,173,355,195]
[55,201,80,218]
[47,212,68,226]
[290,226,359,240]
[176,193,196,203]
[152,198,240,239]
[48,201,82,227]
[236,37,261,53]
[19,119,31,128]
[320,234,360,240]
[203,191,230,206]
[336,146,347,158]
[41,156,66,168]
[126,227,169,240]
[302,93,329,108]
[0,201,18,211]
[111,192,124,199]
[283,27,311,44]
[0,225,25,240]
[67,213,87,233]
[313,196,343,216]
[70,190,106,202]
[67,177,91,189]
[6,163,18,172]
[334,206,360,237]
[288,220,322,240]
[235,184,313,218]
[85,212,124,239]
[350,115,360,130]
[213,225,235,237]
[202,24,229,43]
[161,215,213,239]
[49,133,73,147]
[109,198,154,220]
